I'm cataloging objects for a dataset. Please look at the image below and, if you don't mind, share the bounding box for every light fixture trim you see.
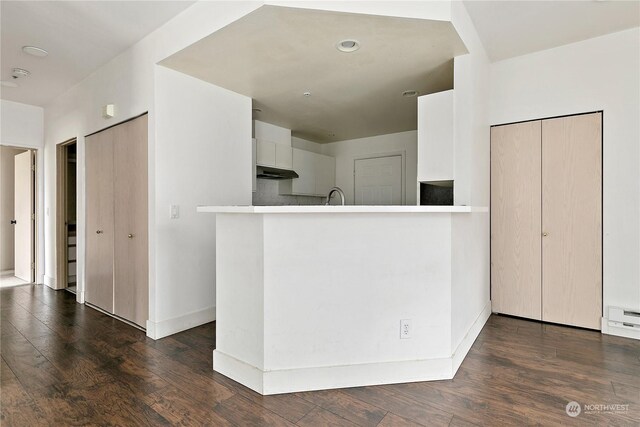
[336,39,360,53]
[12,68,31,79]
[22,46,48,57]
[402,90,419,97]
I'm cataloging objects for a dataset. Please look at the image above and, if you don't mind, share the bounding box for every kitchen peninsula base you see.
[198,205,490,395]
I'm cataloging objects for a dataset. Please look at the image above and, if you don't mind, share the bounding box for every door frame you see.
[352,151,406,205]
[56,138,77,290]
[1,145,38,283]
[489,110,604,326]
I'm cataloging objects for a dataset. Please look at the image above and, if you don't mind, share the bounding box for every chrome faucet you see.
[325,187,345,206]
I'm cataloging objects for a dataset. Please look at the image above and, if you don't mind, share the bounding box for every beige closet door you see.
[85,130,115,313]
[542,113,602,329]
[113,114,148,327]
[491,121,542,320]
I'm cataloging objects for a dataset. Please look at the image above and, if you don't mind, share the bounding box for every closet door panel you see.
[85,130,115,313]
[542,113,602,329]
[491,121,542,320]
[113,115,149,327]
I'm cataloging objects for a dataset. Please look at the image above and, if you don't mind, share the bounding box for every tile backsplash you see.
[253,178,325,206]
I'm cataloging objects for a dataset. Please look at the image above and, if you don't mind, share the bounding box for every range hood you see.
[256,165,299,180]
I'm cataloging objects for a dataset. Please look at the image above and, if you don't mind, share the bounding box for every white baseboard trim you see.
[451,301,492,375]
[601,317,640,340]
[214,350,265,393]
[146,306,216,340]
[214,349,453,396]
[44,275,56,289]
[213,302,492,395]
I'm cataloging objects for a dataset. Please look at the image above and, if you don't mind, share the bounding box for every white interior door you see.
[354,155,402,205]
[14,151,33,282]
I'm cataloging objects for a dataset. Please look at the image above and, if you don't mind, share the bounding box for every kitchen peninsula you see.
[197,204,490,395]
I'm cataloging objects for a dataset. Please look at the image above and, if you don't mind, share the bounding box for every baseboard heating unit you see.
[608,307,640,329]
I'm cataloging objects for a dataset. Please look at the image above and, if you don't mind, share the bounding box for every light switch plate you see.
[170,205,179,219]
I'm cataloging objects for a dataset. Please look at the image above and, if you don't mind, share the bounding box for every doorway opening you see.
[56,139,78,293]
[0,146,36,287]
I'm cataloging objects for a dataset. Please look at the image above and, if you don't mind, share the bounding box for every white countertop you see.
[197,205,487,214]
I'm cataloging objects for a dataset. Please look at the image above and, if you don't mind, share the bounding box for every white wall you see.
[39,0,458,339]
[292,136,324,154]
[322,130,418,206]
[42,1,262,336]
[1,100,45,282]
[0,146,27,270]
[489,27,640,323]
[449,1,491,352]
[151,66,252,337]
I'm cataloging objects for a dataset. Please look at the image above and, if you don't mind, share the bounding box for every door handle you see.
[96,230,103,234]
[10,220,16,225]
[128,234,134,239]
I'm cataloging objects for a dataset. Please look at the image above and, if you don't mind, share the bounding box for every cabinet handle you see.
[542,232,549,237]
[128,234,134,239]
[96,230,103,234]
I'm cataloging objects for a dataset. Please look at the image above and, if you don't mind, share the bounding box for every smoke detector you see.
[11,68,31,79]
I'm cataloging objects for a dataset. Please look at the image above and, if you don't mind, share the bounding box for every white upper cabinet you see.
[291,148,316,195]
[315,154,336,196]
[252,138,257,192]
[275,144,293,169]
[256,139,293,169]
[280,148,335,197]
[254,120,294,169]
[417,90,453,182]
[256,139,276,166]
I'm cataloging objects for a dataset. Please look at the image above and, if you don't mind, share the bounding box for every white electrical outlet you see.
[400,319,411,339]
[170,205,180,219]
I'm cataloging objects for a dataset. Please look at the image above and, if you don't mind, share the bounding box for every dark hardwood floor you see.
[1,285,639,426]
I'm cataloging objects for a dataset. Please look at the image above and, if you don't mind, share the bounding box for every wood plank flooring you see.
[1,285,639,426]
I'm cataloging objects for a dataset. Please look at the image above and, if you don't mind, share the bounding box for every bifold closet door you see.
[542,113,602,329]
[113,114,148,327]
[85,129,115,313]
[491,121,542,320]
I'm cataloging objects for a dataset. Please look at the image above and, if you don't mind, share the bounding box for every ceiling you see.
[1,1,194,106]
[464,0,640,62]
[161,6,467,143]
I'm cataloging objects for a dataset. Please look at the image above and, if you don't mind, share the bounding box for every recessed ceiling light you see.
[22,46,48,57]
[303,91,312,97]
[336,39,360,53]
[1,80,18,88]
[12,68,31,79]
[402,90,419,97]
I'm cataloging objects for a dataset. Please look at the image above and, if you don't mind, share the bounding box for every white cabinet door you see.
[315,154,335,196]
[280,148,335,196]
[292,148,316,195]
[417,90,453,182]
[252,138,257,192]
[256,140,276,166]
[275,144,293,169]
